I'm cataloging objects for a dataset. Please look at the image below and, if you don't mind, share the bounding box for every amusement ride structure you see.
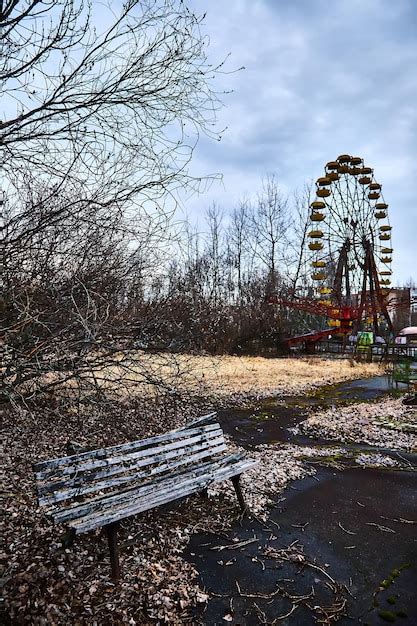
[273,154,398,348]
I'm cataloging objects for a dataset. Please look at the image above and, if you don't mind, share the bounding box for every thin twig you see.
[366,522,396,533]
[338,522,356,535]
[210,537,258,551]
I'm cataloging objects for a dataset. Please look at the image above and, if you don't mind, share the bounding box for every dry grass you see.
[182,355,383,397]
[100,353,384,400]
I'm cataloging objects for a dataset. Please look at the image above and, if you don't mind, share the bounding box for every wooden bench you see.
[33,413,258,580]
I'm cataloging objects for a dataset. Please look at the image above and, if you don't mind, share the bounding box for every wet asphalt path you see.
[185,468,417,625]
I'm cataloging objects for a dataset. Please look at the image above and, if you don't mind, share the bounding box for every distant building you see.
[412,288,417,326]
[395,326,417,346]
[387,287,414,333]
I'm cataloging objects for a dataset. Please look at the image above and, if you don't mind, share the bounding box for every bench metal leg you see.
[104,522,120,581]
[60,527,76,548]
[199,487,209,500]
[231,475,246,513]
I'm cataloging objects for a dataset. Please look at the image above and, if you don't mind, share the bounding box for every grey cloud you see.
[184,0,417,283]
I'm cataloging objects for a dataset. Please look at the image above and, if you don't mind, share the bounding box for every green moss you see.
[378,610,396,622]
[380,564,411,591]
[396,610,407,618]
[253,412,271,420]
[387,596,396,605]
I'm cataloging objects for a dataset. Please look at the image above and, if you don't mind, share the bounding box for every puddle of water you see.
[218,376,407,448]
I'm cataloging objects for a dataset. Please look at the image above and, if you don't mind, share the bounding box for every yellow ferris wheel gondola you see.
[328,319,341,327]
[310,212,325,221]
[309,241,323,251]
[337,164,350,174]
[337,154,351,163]
[316,188,331,198]
[317,177,332,186]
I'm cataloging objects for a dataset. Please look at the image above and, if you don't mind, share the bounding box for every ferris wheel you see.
[307,154,393,335]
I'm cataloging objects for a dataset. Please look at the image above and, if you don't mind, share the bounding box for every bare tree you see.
[250,175,291,294]
[1,1,222,205]
[205,204,223,308]
[1,0,225,404]
[229,200,250,301]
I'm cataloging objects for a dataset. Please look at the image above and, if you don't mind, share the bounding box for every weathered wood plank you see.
[52,447,244,504]
[52,452,247,524]
[177,412,218,430]
[38,436,221,496]
[33,420,220,474]
[37,427,224,493]
[36,428,224,485]
[70,459,258,534]
[38,438,227,506]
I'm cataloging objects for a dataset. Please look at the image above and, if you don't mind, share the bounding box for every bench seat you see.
[33,413,258,579]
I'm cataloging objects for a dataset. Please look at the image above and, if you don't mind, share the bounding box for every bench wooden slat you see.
[42,435,228,502]
[52,452,246,524]
[70,459,258,534]
[178,412,218,429]
[38,438,227,507]
[33,420,220,475]
[36,427,224,486]
[37,426,223,491]
[37,430,223,496]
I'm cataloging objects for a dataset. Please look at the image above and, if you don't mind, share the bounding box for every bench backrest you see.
[33,412,226,511]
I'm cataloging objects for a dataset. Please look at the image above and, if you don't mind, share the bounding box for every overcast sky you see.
[183,0,417,286]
